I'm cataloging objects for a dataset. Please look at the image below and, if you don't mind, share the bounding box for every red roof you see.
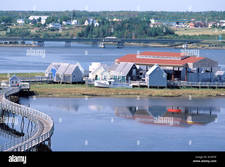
[116,52,205,67]
[140,51,185,57]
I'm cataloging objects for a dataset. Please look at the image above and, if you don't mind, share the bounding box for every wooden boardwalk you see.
[168,81,225,88]
[0,86,54,152]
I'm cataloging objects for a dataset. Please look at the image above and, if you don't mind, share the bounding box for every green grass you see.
[0,72,44,81]
[30,83,225,98]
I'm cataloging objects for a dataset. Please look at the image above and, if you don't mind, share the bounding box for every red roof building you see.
[115,51,218,81]
[116,51,206,67]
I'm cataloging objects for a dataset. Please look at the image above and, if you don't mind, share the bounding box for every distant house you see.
[94,20,100,27]
[188,22,195,28]
[84,19,97,26]
[219,20,225,27]
[215,71,225,81]
[145,64,167,88]
[62,21,72,25]
[208,22,217,28]
[71,20,78,25]
[17,19,24,24]
[194,21,206,28]
[109,62,138,82]
[29,16,48,24]
[48,23,62,30]
[84,19,90,26]
[9,75,20,87]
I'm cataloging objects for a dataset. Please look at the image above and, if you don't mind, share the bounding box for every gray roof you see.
[146,64,160,75]
[45,62,62,73]
[110,62,135,76]
[64,64,77,75]
[56,63,69,75]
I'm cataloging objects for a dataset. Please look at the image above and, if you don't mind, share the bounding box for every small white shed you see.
[9,75,20,87]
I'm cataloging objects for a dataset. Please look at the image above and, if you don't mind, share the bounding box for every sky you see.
[0,0,225,11]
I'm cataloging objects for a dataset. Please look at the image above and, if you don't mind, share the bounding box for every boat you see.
[99,42,105,48]
[167,108,182,113]
[94,80,110,88]
[94,80,132,88]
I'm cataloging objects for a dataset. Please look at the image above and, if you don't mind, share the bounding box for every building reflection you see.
[115,105,219,127]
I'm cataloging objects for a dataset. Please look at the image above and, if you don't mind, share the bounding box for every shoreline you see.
[29,83,225,98]
[0,43,224,50]
[1,73,225,98]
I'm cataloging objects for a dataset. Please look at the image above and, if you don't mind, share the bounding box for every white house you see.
[29,16,48,24]
[84,20,90,26]
[47,63,84,83]
[62,21,72,25]
[145,64,167,88]
[9,75,20,87]
[63,63,84,83]
[71,20,78,25]
[89,64,109,81]
[17,19,24,24]
[45,62,62,80]
[215,71,225,81]
[48,23,62,30]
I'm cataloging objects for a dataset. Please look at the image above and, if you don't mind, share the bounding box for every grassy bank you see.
[30,83,225,98]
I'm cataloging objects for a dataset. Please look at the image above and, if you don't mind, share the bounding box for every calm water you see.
[0,43,225,151]
[15,96,225,151]
[0,110,35,146]
[0,43,225,73]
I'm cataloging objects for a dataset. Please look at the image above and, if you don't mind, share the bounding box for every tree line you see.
[78,18,174,38]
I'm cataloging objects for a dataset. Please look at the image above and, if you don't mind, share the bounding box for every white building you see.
[71,20,78,25]
[215,71,225,81]
[46,62,84,83]
[17,19,24,24]
[48,23,62,30]
[62,21,72,25]
[89,63,109,81]
[29,16,49,24]
[9,75,20,87]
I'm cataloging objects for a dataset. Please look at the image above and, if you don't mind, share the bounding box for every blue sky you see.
[1,0,225,11]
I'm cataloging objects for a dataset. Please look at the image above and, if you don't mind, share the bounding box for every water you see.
[1,43,225,151]
[0,42,225,73]
[17,96,225,151]
[0,110,36,147]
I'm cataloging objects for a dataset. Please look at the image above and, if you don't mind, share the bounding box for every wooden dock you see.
[168,81,225,88]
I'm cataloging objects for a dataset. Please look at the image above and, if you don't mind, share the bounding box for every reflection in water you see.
[35,143,52,152]
[115,106,219,127]
[0,109,39,150]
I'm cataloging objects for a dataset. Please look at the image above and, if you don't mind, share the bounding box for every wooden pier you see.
[168,81,225,88]
[0,86,54,152]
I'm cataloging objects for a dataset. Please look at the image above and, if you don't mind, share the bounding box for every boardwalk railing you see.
[0,87,54,151]
[168,81,225,88]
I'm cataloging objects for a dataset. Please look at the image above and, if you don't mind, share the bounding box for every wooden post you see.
[185,66,188,81]
[172,67,174,81]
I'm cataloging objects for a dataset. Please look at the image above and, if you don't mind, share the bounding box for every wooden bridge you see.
[0,86,54,151]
